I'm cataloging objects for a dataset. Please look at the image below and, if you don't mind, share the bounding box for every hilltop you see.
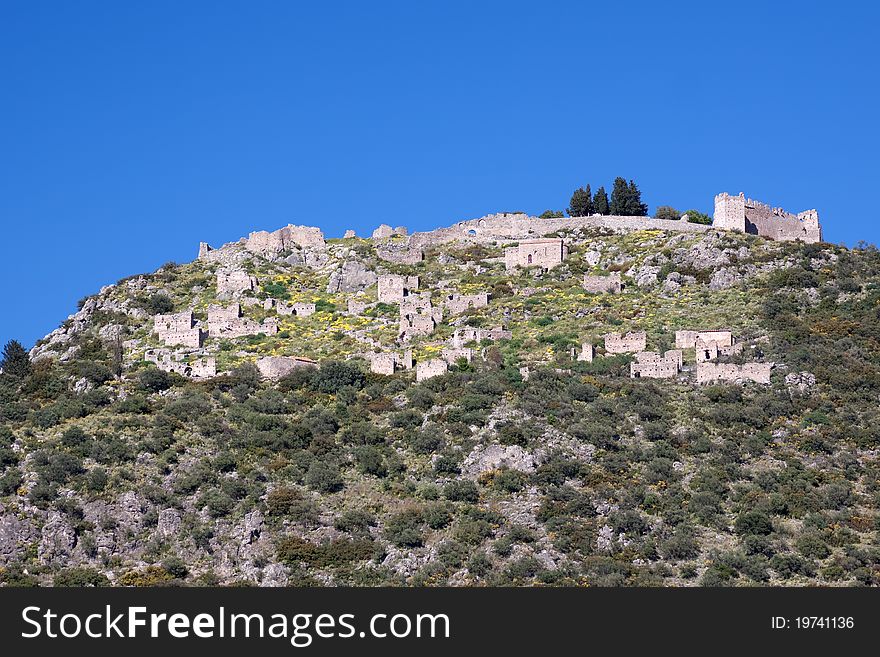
[1,204,879,587]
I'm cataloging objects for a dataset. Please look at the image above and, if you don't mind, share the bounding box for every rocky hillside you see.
[1,221,879,587]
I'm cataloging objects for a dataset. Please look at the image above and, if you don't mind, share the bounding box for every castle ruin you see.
[713,193,821,243]
[245,224,326,256]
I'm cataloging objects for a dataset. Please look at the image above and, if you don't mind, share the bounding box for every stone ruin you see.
[245,224,326,256]
[442,346,473,365]
[443,292,489,315]
[696,361,771,385]
[256,356,318,380]
[343,230,357,239]
[377,274,419,304]
[713,192,821,243]
[675,330,733,350]
[674,329,742,362]
[368,350,413,375]
[371,224,408,239]
[399,293,443,339]
[145,349,216,378]
[207,303,278,338]
[630,350,683,379]
[217,269,258,299]
[583,271,622,294]
[416,357,448,382]
[153,311,204,348]
[504,238,568,271]
[576,343,594,362]
[604,331,647,354]
[451,326,512,348]
[263,298,316,317]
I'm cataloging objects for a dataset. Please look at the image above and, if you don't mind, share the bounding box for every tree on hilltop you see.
[567,184,593,217]
[0,340,31,379]
[654,205,681,220]
[609,177,647,216]
[593,186,609,215]
[539,210,565,219]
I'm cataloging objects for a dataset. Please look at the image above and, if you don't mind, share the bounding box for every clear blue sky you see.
[2,1,878,349]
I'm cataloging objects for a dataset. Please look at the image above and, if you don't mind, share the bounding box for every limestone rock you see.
[326,260,378,293]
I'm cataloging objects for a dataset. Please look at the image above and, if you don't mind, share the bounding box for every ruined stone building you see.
[377,274,419,304]
[217,270,258,299]
[368,350,413,375]
[583,272,622,294]
[504,238,568,271]
[604,331,647,354]
[576,343,594,362]
[245,224,326,256]
[443,292,489,315]
[675,330,733,350]
[207,303,278,338]
[696,362,771,385]
[713,192,821,243]
[153,311,203,348]
[145,349,216,378]
[416,358,448,382]
[256,356,318,380]
[442,346,473,365]
[371,224,408,239]
[695,341,743,363]
[630,350,683,379]
[263,299,316,317]
[451,326,512,348]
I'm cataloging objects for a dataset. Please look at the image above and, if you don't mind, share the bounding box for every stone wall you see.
[604,331,647,354]
[145,349,216,378]
[416,358,448,382]
[371,224,408,239]
[377,274,419,304]
[504,238,567,270]
[696,362,771,385]
[713,192,821,243]
[576,343,594,362]
[256,356,318,380]
[583,271,622,294]
[407,212,712,251]
[442,346,473,364]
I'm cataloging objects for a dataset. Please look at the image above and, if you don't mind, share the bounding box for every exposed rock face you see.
[0,508,39,564]
[462,444,537,476]
[709,267,740,290]
[38,510,77,566]
[326,260,377,293]
[785,371,816,391]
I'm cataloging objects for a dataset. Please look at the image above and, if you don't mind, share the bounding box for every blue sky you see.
[2,1,878,348]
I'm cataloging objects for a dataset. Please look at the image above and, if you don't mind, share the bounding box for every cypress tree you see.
[609,177,629,215]
[567,184,594,217]
[0,340,31,378]
[593,186,609,215]
[625,179,648,216]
